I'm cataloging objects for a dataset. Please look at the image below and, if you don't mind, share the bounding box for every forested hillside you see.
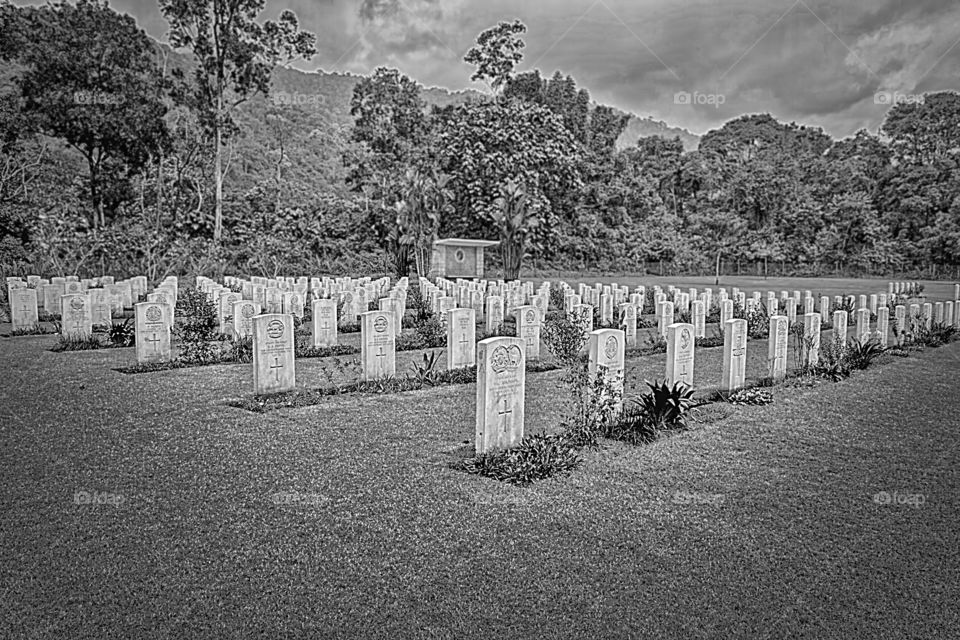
[1,1,957,281]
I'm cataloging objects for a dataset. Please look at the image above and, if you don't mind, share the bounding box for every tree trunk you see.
[715,251,721,285]
[214,94,223,242]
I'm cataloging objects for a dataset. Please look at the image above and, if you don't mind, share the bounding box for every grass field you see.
[2,280,959,638]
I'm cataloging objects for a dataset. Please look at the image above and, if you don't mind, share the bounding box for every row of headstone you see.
[6,274,147,328]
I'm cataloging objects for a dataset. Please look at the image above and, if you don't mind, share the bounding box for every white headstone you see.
[768,315,789,382]
[833,310,848,344]
[665,323,695,387]
[514,306,541,361]
[802,312,821,367]
[135,302,171,364]
[232,300,261,338]
[361,310,397,380]
[253,314,296,394]
[588,328,626,412]
[447,307,476,369]
[721,318,747,392]
[312,299,338,347]
[60,294,92,338]
[475,337,525,454]
[10,288,39,331]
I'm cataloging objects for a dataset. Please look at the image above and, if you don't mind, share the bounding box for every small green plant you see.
[844,338,886,371]
[456,432,582,485]
[226,336,254,363]
[633,380,695,431]
[414,313,446,348]
[50,334,104,352]
[560,361,622,448]
[727,388,774,405]
[408,350,444,386]
[605,380,695,445]
[108,317,135,347]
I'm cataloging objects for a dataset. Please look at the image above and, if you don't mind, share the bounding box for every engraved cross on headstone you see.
[145,332,161,354]
[497,396,513,434]
[270,356,284,382]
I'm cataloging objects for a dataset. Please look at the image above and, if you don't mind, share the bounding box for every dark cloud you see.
[12,0,958,137]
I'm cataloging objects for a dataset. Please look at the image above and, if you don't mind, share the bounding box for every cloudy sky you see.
[19,0,960,137]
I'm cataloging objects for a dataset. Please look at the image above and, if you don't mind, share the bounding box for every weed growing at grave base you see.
[726,388,774,406]
[694,332,724,349]
[294,343,358,359]
[6,324,57,337]
[50,334,104,351]
[338,321,361,334]
[226,336,254,363]
[233,360,561,411]
[810,336,886,382]
[409,350,445,386]
[635,332,667,355]
[455,432,582,486]
[902,321,957,349]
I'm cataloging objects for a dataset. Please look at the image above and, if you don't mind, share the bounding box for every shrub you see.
[408,350,444,386]
[174,287,219,364]
[548,284,566,312]
[632,380,695,431]
[414,313,446,348]
[746,305,769,339]
[605,380,695,445]
[727,388,774,405]
[844,338,886,371]
[542,309,589,365]
[108,317,135,347]
[455,432,582,485]
[560,360,622,448]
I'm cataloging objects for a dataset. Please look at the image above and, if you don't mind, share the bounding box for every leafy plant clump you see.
[727,388,774,405]
[542,309,589,365]
[108,317,135,347]
[49,334,104,352]
[455,432,582,486]
[606,380,695,445]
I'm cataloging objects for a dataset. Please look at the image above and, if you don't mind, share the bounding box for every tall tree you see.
[463,19,527,97]
[348,67,429,189]
[159,0,316,241]
[2,0,171,227]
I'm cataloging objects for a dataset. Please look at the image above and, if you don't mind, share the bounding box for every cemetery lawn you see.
[2,333,959,638]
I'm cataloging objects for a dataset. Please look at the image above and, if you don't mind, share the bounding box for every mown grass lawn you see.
[1,326,958,639]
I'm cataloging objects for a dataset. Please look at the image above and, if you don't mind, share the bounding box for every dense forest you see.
[1,0,958,281]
